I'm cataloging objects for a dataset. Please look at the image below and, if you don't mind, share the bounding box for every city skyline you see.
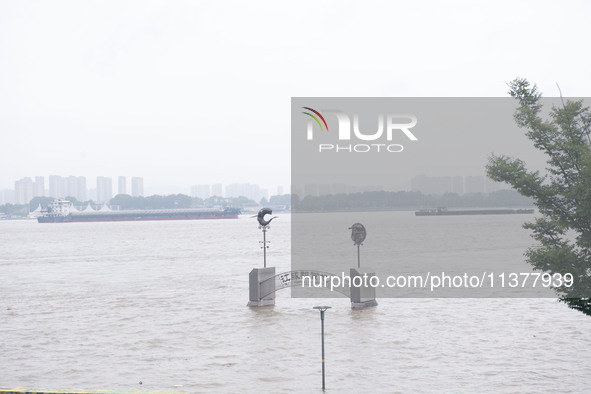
[2,173,289,201]
[3,174,294,205]
[9,175,146,204]
[5,171,509,206]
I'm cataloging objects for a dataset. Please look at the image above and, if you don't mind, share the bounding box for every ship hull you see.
[415,209,534,216]
[38,209,240,223]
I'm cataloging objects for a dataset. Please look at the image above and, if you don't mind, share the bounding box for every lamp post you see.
[254,208,277,268]
[313,306,331,391]
[261,225,268,268]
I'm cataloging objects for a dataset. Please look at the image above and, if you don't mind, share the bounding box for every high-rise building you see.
[451,176,464,195]
[318,184,332,196]
[211,183,223,197]
[87,188,97,202]
[59,176,87,201]
[190,184,210,199]
[131,177,144,197]
[49,175,66,198]
[33,176,45,197]
[77,177,87,201]
[225,183,239,198]
[465,175,486,194]
[96,176,113,203]
[411,175,452,195]
[118,176,127,195]
[225,183,266,202]
[67,176,78,198]
[0,190,15,205]
[276,186,284,196]
[303,183,318,197]
[332,183,347,195]
[14,177,33,205]
[44,175,86,200]
[291,185,302,199]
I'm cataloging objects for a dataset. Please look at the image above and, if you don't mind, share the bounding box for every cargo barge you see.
[37,200,240,223]
[415,207,534,216]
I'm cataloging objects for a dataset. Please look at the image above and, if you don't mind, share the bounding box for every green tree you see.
[191,197,204,207]
[0,203,27,217]
[269,194,292,206]
[204,196,225,207]
[29,196,54,211]
[110,194,135,209]
[64,196,80,205]
[486,78,591,316]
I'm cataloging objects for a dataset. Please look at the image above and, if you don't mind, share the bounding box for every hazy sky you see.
[1,0,590,194]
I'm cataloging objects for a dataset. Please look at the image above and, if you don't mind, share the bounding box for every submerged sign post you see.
[349,223,366,269]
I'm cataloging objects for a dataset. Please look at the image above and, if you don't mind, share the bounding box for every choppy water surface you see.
[1,213,591,393]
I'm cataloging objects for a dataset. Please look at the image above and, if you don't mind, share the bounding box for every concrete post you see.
[350,267,378,309]
[247,267,276,307]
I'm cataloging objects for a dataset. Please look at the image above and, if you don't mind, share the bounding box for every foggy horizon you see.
[2,1,591,199]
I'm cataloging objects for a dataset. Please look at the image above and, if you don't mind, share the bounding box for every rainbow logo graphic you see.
[302,107,329,131]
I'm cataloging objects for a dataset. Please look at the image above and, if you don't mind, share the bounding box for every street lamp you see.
[253,207,277,268]
[313,306,331,391]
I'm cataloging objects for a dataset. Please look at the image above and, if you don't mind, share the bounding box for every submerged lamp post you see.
[313,306,331,391]
[349,223,366,269]
[254,208,277,268]
[261,226,269,268]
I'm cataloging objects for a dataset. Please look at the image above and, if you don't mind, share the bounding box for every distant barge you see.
[415,207,534,216]
[37,200,240,223]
